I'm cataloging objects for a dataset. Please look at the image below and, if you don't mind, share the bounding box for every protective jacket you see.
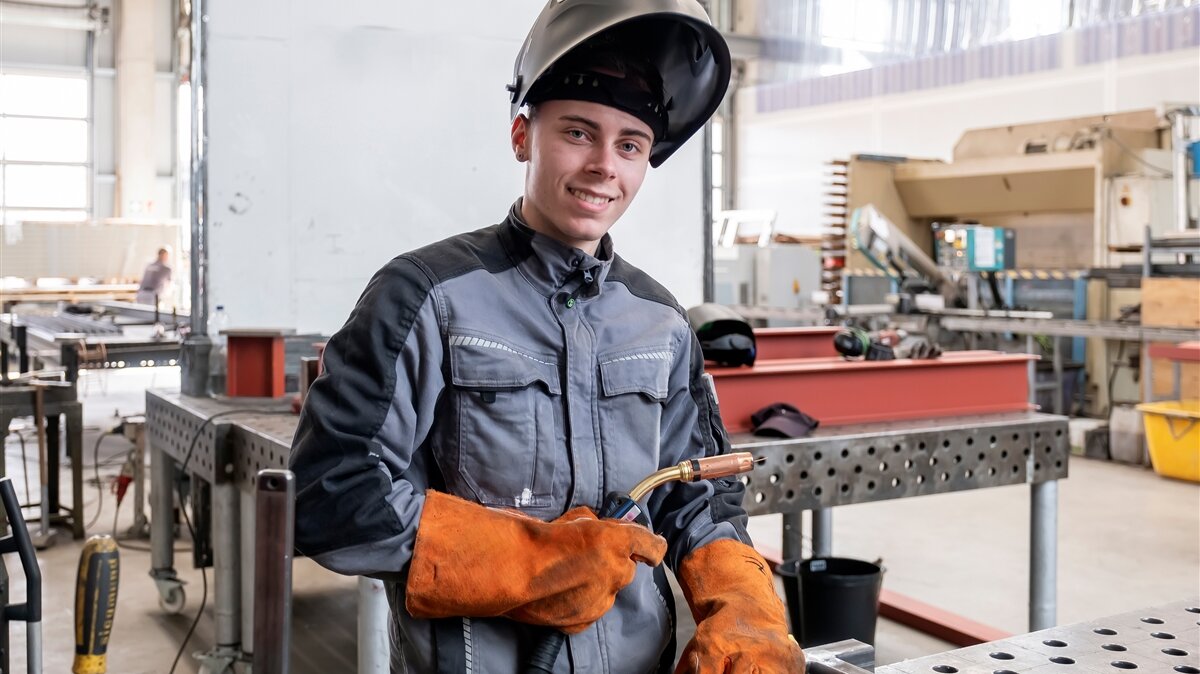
[289,201,751,673]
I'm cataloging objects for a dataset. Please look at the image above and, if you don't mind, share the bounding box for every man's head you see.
[157,246,171,264]
[512,47,663,254]
[507,0,731,254]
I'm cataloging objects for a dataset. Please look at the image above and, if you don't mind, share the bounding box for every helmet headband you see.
[524,69,668,141]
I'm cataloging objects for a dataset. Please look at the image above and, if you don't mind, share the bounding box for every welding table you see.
[145,389,1069,672]
[0,383,84,539]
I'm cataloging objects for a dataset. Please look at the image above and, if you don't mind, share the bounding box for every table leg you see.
[812,509,833,558]
[1030,479,1058,631]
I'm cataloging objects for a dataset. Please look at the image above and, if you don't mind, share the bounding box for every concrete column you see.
[116,0,158,217]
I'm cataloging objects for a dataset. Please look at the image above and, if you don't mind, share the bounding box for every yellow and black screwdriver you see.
[73,535,119,674]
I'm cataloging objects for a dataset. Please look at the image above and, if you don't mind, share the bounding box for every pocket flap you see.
[599,351,672,400]
[449,336,561,395]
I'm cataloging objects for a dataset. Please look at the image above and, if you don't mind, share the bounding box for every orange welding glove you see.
[675,538,806,674]
[405,490,667,634]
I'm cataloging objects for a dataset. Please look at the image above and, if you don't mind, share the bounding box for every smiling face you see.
[512,99,653,255]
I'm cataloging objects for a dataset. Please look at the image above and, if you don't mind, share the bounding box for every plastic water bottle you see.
[208,304,229,396]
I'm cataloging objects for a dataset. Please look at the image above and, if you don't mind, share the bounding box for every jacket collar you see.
[500,199,613,297]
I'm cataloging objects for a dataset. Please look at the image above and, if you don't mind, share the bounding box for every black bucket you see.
[777,557,883,647]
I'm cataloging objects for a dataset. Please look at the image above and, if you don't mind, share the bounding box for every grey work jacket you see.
[289,203,751,674]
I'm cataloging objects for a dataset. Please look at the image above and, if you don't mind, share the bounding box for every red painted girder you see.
[753,327,840,361]
[709,351,1035,431]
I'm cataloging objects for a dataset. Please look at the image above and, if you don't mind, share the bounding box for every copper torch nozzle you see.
[694,452,759,481]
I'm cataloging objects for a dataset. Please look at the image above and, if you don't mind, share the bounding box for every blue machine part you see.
[1190,140,1200,176]
[935,225,1016,272]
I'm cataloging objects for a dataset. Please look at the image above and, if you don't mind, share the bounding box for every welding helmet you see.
[508,0,731,167]
[688,303,756,367]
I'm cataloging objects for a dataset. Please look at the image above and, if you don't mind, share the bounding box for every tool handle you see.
[524,632,567,674]
[73,535,119,674]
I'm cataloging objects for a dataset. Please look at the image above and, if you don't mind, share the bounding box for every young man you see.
[289,1,805,672]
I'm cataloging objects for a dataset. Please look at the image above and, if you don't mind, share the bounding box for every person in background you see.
[136,246,173,306]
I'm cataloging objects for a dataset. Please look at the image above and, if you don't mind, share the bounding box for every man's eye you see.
[567,129,586,140]
[621,142,640,153]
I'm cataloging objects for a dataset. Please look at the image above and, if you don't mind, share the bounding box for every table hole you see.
[990,435,998,447]
[929,456,939,466]
[1141,617,1164,624]
[1055,461,1062,469]
[1055,428,1063,437]
[800,471,809,480]
[841,448,850,458]
[978,452,986,461]
[917,475,926,484]
[1102,644,1127,652]
[1185,607,1200,614]
[1024,448,1032,457]
[1011,465,1020,474]
[967,437,975,446]
[814,486,823,496]
[1036,463,1042,471]
[840,484,849,494]
[769,474,779,484]
[1094,628,1118,636]
[940,472,950,481]
[942,439,951,448]
[785,489,795,499]
[1152,632,1176,640]
[905,459,914,470]
[894,444,902,453]
[827,468,836,477]
[1162,649,1187,657]
[1175,667,1200,674]
[891,477,901,487]
[988,467,997,476]
[880,462,889,472]
[754,492,764,503]
[965,469,974,478]
[867,481,876,490]
[1049,657,1075,665]
[785,454,795,464]
[1110,662,1136,670]
[868,446,876,455]
[954,455,963,464]
[854,465,863,474]
[919,442,927,450]
[1012,433,1019,441]
[1044,445,1052,454]
[990,653,1015,661]
[814,452,823,461]
[932,667,957,673]
[1044,640,1068,648]
[995,670,1019,674]
[1001,450,1009,459]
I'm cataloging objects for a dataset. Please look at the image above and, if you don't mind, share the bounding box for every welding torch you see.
[524,451,762,674]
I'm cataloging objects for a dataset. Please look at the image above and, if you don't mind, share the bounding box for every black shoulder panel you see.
[406,222,530,284]
[606,254,686,317]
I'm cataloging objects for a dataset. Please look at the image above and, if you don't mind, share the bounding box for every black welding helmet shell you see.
[687,303,756,367]
[508,0,731,168]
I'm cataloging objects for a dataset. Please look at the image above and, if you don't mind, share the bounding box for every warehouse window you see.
[711,116,727,218]
[0,72,90,225]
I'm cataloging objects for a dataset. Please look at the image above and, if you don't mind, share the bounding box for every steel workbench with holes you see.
[144,388,1070,673]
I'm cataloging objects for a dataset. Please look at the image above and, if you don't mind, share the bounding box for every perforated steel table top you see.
[878,599,1200,674]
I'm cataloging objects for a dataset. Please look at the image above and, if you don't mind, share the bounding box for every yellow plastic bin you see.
[1136,400,1200,483]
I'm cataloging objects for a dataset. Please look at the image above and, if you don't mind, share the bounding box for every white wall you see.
[205,1,708,334]
[736,37,1200,235]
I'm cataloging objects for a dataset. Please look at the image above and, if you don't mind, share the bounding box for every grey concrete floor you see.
[3,368,1198,673]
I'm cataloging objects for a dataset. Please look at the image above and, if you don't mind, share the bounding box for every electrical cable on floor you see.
[16,431,32,504]
[167,408,297,674]
[85,430,115,530]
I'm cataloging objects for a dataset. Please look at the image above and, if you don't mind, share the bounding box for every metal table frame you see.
[145,389,1070,672]
[0,384,85,540]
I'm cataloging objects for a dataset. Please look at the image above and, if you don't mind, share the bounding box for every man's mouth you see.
[569,188,614,206]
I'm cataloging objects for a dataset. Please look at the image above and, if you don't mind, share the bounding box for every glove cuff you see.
[677,538,788,626]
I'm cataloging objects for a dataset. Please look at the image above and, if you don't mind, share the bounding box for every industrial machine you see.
[933,224,1016,273]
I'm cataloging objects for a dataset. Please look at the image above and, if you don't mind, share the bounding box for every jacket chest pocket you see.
[597,349,672,495]
[447,336,562,510]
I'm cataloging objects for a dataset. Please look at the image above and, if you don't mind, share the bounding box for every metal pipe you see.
[782,512,804,562]
[86,28,96,222]
[253,470,294,674]
[149,434,175,572]
[1171,110,1193,231]
[212,481,241,648]
[1052,336,1063,415]
[181,0,212,396]
[357,577,389,674]
[240,487,256,653]
[811,508,832,558]
[1026,334,1036,406]
[1030,479,1058,631]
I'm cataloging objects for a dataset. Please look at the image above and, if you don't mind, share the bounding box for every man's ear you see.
[511,113,530,162]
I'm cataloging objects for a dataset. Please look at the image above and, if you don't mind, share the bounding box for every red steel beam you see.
[710,351,1034,432]
[753,327,841,361]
